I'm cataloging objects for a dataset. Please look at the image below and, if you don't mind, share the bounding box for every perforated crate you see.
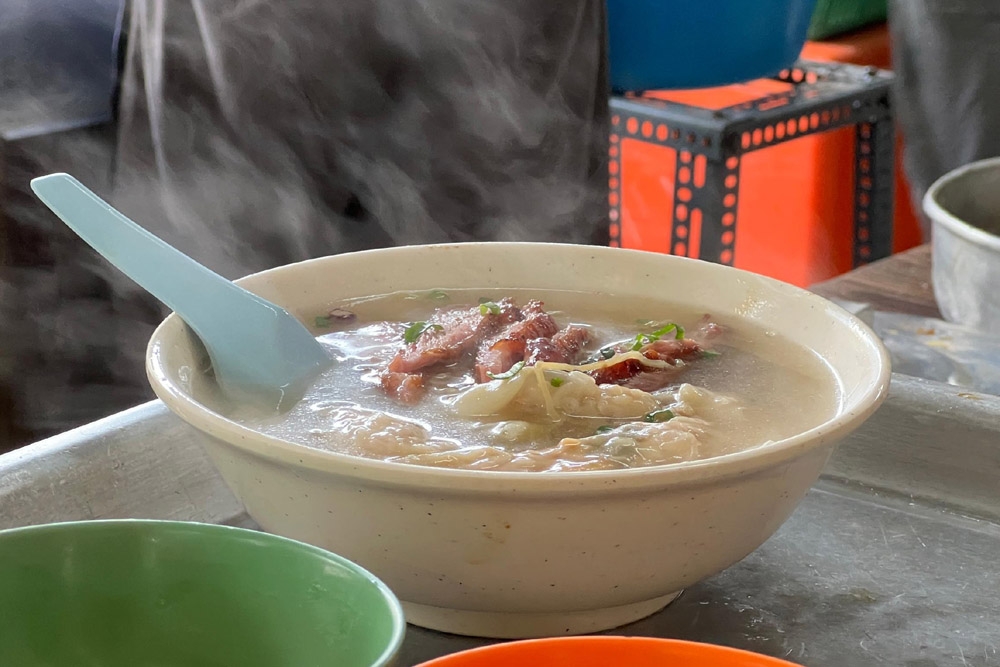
[608,60,895,284]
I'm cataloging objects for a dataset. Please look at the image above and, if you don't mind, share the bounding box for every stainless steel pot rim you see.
[924,156,1000,252]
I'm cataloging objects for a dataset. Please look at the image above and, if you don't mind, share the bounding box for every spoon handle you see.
[31,173,329,408]
[30,173,261,325]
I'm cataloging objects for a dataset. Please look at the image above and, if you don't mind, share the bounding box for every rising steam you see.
[0,0,609,448]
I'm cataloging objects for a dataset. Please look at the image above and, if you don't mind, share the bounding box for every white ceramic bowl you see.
[147,243,890,639]
[924,156,1000,332]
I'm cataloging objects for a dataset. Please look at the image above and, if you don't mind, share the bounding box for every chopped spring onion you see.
[487,361,525,380]
[403,321,443,344]
[654,322,685,339]
[629,334,653,351]
[599,346,616,360]
[479,301,502,316]
[643,408,676,423]
[629,322,685,350]
[700,349,722,359]
[549,376,565,388]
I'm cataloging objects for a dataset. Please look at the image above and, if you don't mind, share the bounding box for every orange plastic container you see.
[619,81,861,287]
[617,23,922,288]
[415,636,804,667]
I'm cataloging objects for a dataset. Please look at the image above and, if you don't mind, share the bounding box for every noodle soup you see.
[232,289,838,472]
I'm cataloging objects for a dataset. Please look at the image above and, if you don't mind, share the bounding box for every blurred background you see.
[1,0,988,452]
[0,0,611,450]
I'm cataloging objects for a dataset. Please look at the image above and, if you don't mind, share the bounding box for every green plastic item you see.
[807,0,887,40]
[0,520,405,667]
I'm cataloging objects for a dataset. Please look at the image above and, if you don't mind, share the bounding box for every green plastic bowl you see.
[0,520,406,667]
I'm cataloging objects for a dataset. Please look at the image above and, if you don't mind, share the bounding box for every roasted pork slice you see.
[473,300,558,382]
[387,298,520,374]
[475,339,528,383]
[380,370,426,404]
[501,300,559,341]
[589,337,706,387]
[525,324,590,365]
[689,315,724,344]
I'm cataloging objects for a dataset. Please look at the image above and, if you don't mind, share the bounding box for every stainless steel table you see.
[3,250,999,666]
[3,374,998,667]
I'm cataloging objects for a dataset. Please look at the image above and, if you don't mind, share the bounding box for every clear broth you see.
[230,289,840,472]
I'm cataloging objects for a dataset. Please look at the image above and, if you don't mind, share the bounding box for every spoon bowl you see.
[30,173,330,410]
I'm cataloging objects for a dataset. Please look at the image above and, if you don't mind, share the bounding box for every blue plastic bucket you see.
[607,0,820,92]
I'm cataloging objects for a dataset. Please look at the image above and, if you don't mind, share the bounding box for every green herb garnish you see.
[403,321,443,344]
[656,323,684,339]
[487,361,525,380]
[549,377,565,388]
[315,316,332,328]
[599,346,616,360]
[643,408,676,423]
[595,425,615,434]
[700,350,722,359]
[629,322,685,350]
[629,334,654,351]
[479,301,501,316]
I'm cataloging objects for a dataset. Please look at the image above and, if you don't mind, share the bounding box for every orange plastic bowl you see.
[415,636,804,667]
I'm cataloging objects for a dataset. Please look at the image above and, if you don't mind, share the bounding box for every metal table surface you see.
[812,244,938,319]
[404,477,1000,667]
[3,372,998,667]
[3,246,999,666]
